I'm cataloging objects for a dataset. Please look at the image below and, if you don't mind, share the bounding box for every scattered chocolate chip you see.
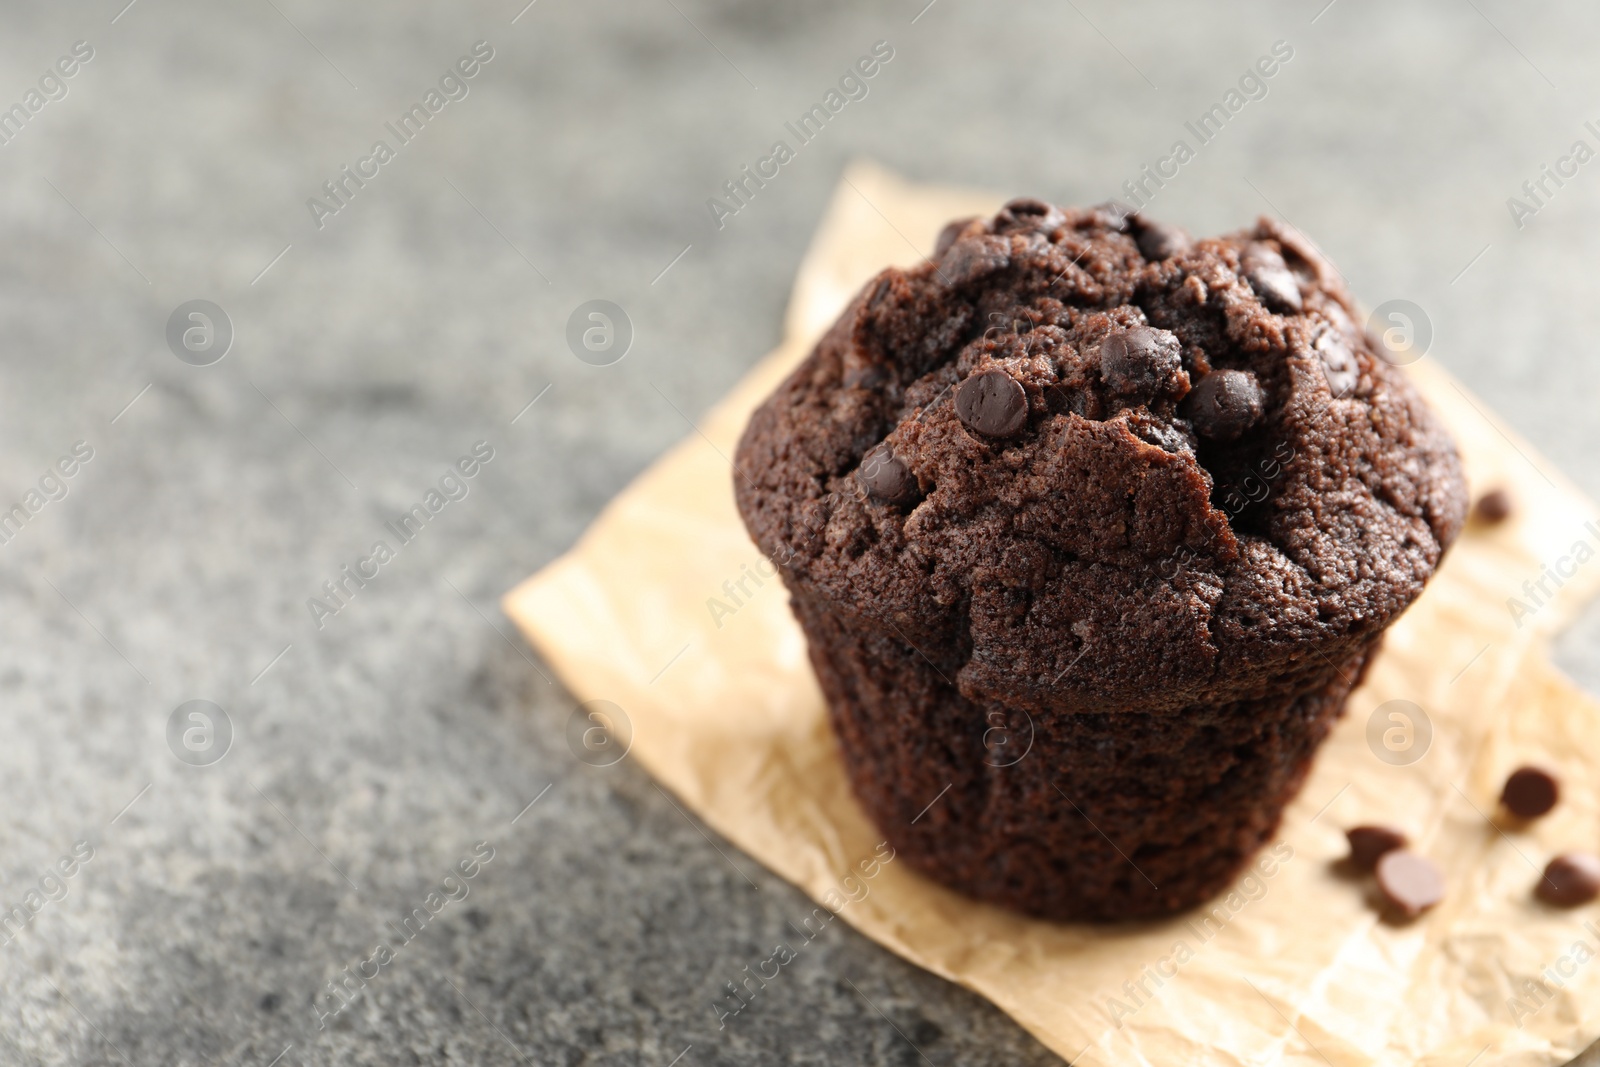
[1135,220,1192,261]
[1244,246,1302,313]
[940,234,1012,286]
[1346,825,1408,872]
[1315,333,1358,398]
[1099,326,1183,402]
[1375,850,1445,918]
[1183,369,1264,442]
[934,217,979,259]
[857,443,918,507]
[955,370,1028,438]
[1538,853,1600,907]
[1473,488,1513,525]
[1501,765,1560,819]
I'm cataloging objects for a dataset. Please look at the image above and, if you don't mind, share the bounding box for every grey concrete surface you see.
[0,0,1598,1063]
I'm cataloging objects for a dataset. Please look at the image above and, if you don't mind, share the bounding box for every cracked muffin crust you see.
[734,199,1467,921]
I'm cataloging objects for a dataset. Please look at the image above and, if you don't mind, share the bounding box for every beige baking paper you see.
[505,162,1600,1067]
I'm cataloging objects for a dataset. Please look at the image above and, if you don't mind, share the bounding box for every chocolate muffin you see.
[733,199,1467,922]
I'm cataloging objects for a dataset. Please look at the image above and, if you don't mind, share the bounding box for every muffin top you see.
[734,200,1467,714]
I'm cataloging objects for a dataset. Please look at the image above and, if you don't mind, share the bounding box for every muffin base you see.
[793,592,1370,922]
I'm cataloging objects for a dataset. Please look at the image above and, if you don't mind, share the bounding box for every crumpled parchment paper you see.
[505,162,1600,1067]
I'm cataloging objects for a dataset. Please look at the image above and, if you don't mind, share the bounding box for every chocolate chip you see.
[940,234,1011,286]
[1100,326,1183,401]
[1183,369,1264,442]
[1538,853,1600,907]
[1375,850,1445,918]
[996,198,1067,234]
[1501,765,1560,819]
[934,217,979,259]
[955,370,1028,438]
[1473,488,1513,524]
[1346,825,1408,872]
[857,443,919,507]
[1135,220,1192,261]
[1315,333,1358,398]
[1244,247,1302,313]
[1003,197,1053,217]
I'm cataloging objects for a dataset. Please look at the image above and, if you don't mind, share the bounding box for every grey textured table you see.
[2,1,1598,1064]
